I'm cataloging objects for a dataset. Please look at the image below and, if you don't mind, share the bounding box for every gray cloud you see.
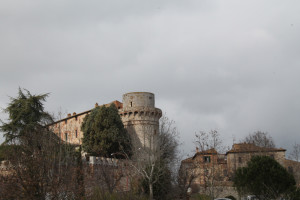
[1,0,300,156]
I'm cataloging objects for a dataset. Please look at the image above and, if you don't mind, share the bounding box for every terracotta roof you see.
[226,143,285,154]
[48,100,123,125]
[191,148,218,159]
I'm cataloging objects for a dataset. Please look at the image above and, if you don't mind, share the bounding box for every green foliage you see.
[233,155,296,200]
[81,104,131,157]
[285,186,300,200]
[0,88,53,143]
[0,89,82,199]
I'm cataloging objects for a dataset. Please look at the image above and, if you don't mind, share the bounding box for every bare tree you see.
[241,131,275,148]
[177,159,199,199]
[193,130,225,199]
[127,114,180,200]
[0,128,83,200]
[289,143,300,162]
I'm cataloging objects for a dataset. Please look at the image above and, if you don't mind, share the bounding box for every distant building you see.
[180,143,300,198]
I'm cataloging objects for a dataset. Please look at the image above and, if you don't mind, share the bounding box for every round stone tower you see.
[120,92,162,151]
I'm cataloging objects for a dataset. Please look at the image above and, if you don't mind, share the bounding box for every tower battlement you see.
[121,92,162,151]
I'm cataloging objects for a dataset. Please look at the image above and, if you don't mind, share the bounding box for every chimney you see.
[73,112,76,116]
[67,113,71,117]
[95,103,99,107]
[196,147,199,153]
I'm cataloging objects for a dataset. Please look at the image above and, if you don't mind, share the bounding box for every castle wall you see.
[49,92,162,151]
[50,112,87,144]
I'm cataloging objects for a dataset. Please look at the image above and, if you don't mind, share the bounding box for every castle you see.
[49,92,162,151]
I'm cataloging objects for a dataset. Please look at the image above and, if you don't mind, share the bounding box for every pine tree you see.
[0,88,53,143]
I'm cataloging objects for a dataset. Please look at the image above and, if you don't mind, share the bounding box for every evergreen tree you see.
[0,88,81,199]
[233,155,296,200]
[81,104,131,157]
[0,88,53,143]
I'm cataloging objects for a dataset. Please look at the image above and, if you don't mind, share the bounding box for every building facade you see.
[49,92,162,151]
[180,143,300,198]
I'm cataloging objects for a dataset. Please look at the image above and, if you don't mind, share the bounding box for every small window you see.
[204,156,211,163]
[238,157,242,163]
[65,119,67,124]
[65,133,68,142]
[75,130,78,138]
[130,102,133,107]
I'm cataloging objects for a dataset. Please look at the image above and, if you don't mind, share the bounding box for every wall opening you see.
[204,156,211,163]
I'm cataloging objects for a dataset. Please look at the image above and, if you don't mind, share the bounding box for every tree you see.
[289,143,300,162]
[0,88,53,143]
[193,130,226,199]
[0,88,83,199]
[129,114,180,200]
[233,155,296,200]
[241,131,275,148]
[81,104,131,157]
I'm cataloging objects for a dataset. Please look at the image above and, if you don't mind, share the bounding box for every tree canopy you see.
[81,104,131,157]
[233,155,296,200]
[0,88,83,199]
[0,88,53,143]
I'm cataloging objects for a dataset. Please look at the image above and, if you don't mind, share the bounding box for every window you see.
[130,102,133,107]
[75,130,78,138]
[238,157,242,163]
[65,133,68,142]
[204,156,211,163]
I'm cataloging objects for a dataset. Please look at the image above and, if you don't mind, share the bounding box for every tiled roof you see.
[48,100,123,125]
[226,143,285,154]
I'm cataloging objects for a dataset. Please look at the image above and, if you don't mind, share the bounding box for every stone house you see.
[180,143,300,198]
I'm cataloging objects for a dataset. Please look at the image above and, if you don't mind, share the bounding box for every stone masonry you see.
[49,92,162,151]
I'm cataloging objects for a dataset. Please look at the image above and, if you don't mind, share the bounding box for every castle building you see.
[49,92,162,151]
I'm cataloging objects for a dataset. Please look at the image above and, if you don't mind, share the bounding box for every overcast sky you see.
[1,0,300,157]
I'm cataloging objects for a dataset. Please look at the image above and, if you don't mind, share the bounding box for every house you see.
[180,143,300,198]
